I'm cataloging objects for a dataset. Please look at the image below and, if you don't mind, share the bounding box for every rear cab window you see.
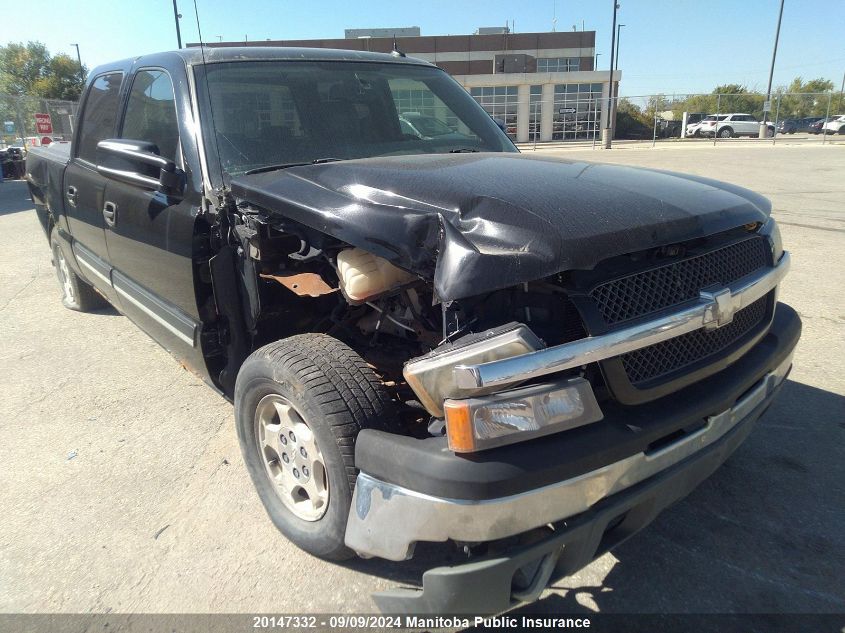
[75,72,124,163]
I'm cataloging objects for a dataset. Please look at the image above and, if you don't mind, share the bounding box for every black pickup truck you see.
[26,47,800,614]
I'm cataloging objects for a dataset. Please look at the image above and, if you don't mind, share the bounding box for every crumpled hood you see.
[230,153,770,302]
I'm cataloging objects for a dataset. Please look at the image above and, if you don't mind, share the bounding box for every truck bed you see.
[26,144,71,236]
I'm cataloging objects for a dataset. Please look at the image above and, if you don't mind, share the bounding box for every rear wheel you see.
[50,227,107,312]
[234,334,393,560]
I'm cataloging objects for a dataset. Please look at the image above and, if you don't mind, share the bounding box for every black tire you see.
[234,334,392,561]
[50,227,107,312]
[718,127,734,138]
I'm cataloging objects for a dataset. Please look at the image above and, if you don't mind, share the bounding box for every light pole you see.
[838,69,844,113]
[594,52,601,70]
[172,0,183,49]
[70,43,83,82]
[615,24,625,72]
[603,1,619,148]
[760,0,785,138]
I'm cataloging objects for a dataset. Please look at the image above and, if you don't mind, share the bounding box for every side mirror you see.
[491,116,507,133]
[96,139,184,197]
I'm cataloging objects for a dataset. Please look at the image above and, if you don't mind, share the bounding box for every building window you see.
[470,86,518,138]
[537,57,581,73]
[391,83,464,132]
[552,83,602,141]
[529,85,542,141]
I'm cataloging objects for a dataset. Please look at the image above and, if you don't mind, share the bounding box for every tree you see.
[0,42,51,95]
[32,54,86,101]
[0,41,86,100]
[615,98,651,139]
[776,77,836,118]
[710,84,762,116]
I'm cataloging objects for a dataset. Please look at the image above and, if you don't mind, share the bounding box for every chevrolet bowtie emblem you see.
[701,288,737,329]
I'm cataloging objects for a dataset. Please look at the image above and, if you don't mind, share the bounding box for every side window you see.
[76,72,123,162]
[121,70,180,162]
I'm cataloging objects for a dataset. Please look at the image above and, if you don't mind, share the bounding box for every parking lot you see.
[1,142,843,616]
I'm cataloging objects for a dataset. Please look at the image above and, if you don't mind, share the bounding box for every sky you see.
[3,0,843,97]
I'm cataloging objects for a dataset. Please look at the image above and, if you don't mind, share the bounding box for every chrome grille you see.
[620,295,769,385]
[589,237,769,325]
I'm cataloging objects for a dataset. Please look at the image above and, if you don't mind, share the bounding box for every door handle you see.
[103,201,117,227]
[66,185,77,207]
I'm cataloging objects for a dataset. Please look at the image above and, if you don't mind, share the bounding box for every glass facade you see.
[552,83,602,140]
[470,86,518,138]
[529,85,542,141]
[391,82,462,131]
[467,81,605,143]
[537,57,581,72]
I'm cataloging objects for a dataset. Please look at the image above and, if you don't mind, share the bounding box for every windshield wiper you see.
[245,157,344,175]
[448,148,480,153]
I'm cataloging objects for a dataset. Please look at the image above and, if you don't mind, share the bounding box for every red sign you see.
[35,113,53,135]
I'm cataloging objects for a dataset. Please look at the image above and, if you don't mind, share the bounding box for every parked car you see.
[808,118,827,134]
[26,47,800,616]
[822,114,845,134]
[684,112,711,137]
[700,113,774,138]
[778,117,824,134]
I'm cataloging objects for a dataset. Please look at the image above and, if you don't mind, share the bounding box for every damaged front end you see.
[212,154,792,579]
[217,152,779,444]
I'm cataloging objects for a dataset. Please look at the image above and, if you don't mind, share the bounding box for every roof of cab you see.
[91,46,434,75]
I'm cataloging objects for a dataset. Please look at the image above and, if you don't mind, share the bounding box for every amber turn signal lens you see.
[444,400,476,452]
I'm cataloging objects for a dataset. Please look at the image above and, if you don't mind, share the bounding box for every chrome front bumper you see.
[345,352,793,561]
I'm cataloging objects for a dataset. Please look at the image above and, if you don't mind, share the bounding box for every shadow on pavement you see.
[0,180,33,216]
[344,380,845,616]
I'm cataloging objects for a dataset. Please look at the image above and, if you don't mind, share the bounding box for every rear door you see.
[739,115,758,135]
[102,67,200,352]
[64,72,124,302]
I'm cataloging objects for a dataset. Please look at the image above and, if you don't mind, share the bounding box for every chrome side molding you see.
[454,252,790,390]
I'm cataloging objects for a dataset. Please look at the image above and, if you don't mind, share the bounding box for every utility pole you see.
[760,0,785,138]
[603,1,619,148]
[838,69,844,113]
[172,0,183,49]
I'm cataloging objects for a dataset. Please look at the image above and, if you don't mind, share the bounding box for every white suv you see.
[823,115,845,134]
[699,113,773,138]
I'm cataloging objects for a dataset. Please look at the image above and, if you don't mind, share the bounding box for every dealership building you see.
[198,28,620,144]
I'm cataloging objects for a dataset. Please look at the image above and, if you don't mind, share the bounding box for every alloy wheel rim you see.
[55,248,75,303]
[254,393,329,521]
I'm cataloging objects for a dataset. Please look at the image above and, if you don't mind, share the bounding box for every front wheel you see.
[718,127,734,138]
[234,334,393,560]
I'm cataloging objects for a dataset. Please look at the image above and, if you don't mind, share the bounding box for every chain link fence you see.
[1,93,79,179]
[1,93,79,149]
